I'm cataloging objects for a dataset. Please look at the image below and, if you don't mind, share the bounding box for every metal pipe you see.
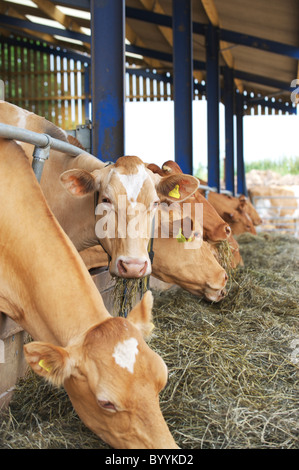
[0,123,95,158]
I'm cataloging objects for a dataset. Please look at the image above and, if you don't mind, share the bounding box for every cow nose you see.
[225,225,231,236]
[117,258,148,278]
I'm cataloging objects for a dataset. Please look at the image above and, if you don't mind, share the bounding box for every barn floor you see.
[0,233,298,449]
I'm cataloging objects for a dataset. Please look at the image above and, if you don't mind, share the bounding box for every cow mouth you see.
[204,288,227,302]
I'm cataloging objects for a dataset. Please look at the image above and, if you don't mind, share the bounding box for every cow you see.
[147,161,243,268]
[0,101,199,279]
[0,102,227,300]
[157,161,257,236]
[147,162,232,243]
[0,138,178,449]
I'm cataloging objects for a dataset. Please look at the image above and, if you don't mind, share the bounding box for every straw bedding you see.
[0,232,298,449]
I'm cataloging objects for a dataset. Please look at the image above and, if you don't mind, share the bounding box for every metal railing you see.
[0,123,97,182]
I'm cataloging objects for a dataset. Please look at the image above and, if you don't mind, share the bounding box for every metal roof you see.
[0,0,298,108]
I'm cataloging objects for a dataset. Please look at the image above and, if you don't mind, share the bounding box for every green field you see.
[195,156,299,179]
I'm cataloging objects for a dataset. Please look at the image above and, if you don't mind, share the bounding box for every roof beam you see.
[32,0,90,49]
[126,7,299,61]
[0,2,61,46]
[201,0,243,92]
[136,0,203,83]
[0,14,90,43]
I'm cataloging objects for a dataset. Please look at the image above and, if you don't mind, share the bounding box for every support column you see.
[173,0,193,174]
[236,92,247,195]
[91,0,125,161]
[84,64,90,121]
[206,24,220,191]
[223,66,235,195]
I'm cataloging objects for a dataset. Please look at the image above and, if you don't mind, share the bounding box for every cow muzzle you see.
[116,257,150,278]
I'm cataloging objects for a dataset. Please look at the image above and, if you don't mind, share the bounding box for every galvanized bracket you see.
[32,134,51,183]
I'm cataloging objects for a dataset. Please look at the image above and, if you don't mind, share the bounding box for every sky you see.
[125,100,299,172]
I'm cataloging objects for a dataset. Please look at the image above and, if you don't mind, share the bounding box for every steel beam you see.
[173,0,193,175]
[236,92,247,196]
[90,0,125,161]
[223,67,235,195]
[206,24,220,192]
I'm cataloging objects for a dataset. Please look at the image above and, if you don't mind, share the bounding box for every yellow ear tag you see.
[168,184,180,199]
[176,228,193,243]
[39,359,52,373]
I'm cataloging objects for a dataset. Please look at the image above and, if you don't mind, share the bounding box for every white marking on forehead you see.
[115,165,149,205]
[112,337,139,374]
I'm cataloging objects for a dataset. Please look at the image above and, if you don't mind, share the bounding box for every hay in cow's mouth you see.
[0,233,298,449]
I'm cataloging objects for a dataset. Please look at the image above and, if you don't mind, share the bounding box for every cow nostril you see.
[117,260,127,274]
[225,225,231,236]
[224,272,228,281]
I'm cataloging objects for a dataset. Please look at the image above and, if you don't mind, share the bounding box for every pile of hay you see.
[0,233,298,449]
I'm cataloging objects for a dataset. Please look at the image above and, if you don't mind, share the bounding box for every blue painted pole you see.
[172,0,193,175]
[84,64,90,121]
[236,92,247,196]
[223,67,235,195]
[90,0,125,161]
[206,24,220,192]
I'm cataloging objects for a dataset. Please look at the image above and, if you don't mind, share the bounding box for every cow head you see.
[24,291,178,449]
[147,161,231,243]
[152,237,228,302]
[60,156,199,279]
[222,195,257,235]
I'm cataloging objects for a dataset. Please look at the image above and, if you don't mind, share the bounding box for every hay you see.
[1,232,298,449]
[113,277,148,316]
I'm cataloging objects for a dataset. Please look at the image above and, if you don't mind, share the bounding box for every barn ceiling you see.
[0,0,298,107]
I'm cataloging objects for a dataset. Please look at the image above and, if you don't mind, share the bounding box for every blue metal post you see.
[90,0,125,161]
[223,67,235,195]
[172,0,193,174]
[206,24,220,191]
[84,64,90,120]
[236,92,247,196]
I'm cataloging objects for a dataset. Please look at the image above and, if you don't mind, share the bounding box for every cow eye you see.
[101,197,111,204]
[98,399,117,412]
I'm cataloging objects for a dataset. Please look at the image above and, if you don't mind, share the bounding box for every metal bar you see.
[223,67,235,196]
[236,92,247,196]
[206,24,220,192]
[0,123,95,157]
[0,15,90,44]
[220,28,299,60]
[173,0,193,175]
[91,0,125,161]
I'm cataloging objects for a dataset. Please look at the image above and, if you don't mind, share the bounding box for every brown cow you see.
[0,138,177,449]
[0,102,227,299]
[0,101,199,279]
[147,162,232,243]
[148,161,243,268]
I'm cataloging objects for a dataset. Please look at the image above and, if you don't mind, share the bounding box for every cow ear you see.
[60,169,96,197]
[156,174,199,203]
[127,291,155,339]
[238,195,247,209]
[223,210,238,222]
[24,342,74,387]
